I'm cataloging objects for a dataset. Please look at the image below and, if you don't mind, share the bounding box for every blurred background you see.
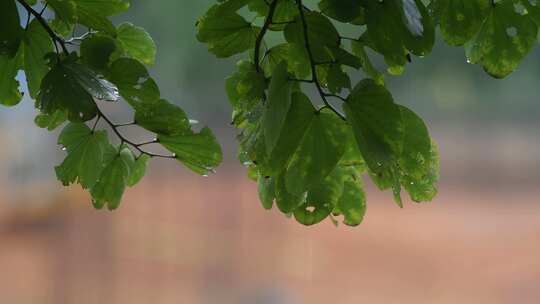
[1,1,540,303]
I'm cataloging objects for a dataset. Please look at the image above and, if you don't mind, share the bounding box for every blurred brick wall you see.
[0,169,539,304]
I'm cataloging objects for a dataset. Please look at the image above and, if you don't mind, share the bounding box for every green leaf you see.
[159,127,223,175]
[325,64,351,94]
[67,0,128,35]
[116,22,157,65]
[257,175,275,210]
[401,141,439,202]
[465,0,537,78]
[249,0,298,29]
[49,18,75,38]
[275,172,305,214]
[0,53,23,106]
[293,167,344,226]
[55,123,112,189]
[46,0,77,25]
[402,0,436,56]
[261,43,289,77]
[74,0,130,16]
[35,110,68,131]
[197,3,260,58]
[344,79,402,176]
[364,0,434,71]
[522,0,540,27]
[0,0,23,58]
[286,43,312,78]
[23,20,54,98]
[329,47,362,69]
[225,60,266,110]
[431,0,490,46]
[339,127,367,172]
[135,99,191,136]
[238,119,267,165]
[284,11,340,65]
[284,108,348,195]
[107,57,160,105]
[260,91,315,176]
[364,1,408,70]
[350,40,384,85]
[78,13,116,35]
[38,56,119,121]
[398,106,431,179]
[285,11,340,48]
[318,0,365,23]
[81,35,117,71]
[398,106,439,202]
[63,58,119,101]
[262,62,292,155]
[91,146,135,210]
[335,175,366,226]
[127,154,151,187]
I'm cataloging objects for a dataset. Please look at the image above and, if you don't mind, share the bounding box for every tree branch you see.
[96,108,175,159]
[17,0,175,160]
[254,0,278,72]
[16,0,68,53]
[295,0,346,120]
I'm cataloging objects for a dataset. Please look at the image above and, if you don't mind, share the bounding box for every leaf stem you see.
[295,0,346,120]
[254,0,278,72]
[96,108,175,160]
[91,116,101,132]
[135,139,159,147]
[16,0,69,53]
[114,121,136,127]
[65,31,97,44]
[17,0,174,160]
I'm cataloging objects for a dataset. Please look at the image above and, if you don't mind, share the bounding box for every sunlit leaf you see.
[116,22,157,65]
[465,0,537,78]
[0,53,23,106]
[23,20,54,98]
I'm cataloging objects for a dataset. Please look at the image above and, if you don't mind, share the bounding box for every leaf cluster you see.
[197,0,538,226]
[1,0,222,210]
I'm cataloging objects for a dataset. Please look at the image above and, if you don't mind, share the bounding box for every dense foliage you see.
[1,0,222,210]
[197,0,539,226]
[1,0,537,226]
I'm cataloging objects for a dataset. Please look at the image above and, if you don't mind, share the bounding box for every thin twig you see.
[113,121,136,128]
[65,31,96,44]
[254,0,278,72]
[91,116,101,132]
[16,0,68,53]
[295,0,346,120]
[17,0,175,159]
[135,139,159,147]
[324,93,347,102]
[289,77,314,83]
[24,9,31,29]
[39,3,48,16]
[96,108,175,159]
